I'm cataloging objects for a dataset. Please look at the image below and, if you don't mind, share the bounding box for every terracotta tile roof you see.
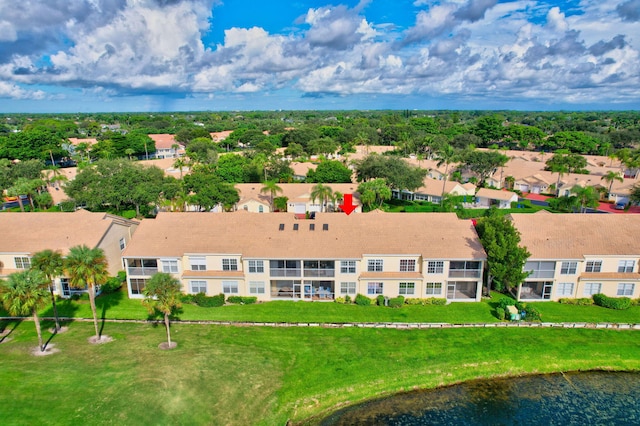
[123,212,486,260]
[148,134,181,150]
[235,183,361,206]
[67,137,98,146]
[475,188,518,201]
[509,212,640,259]
[0,210,138,255]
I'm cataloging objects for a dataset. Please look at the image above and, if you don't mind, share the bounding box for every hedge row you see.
[592,293,632,310]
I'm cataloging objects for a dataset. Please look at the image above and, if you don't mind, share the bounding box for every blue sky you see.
[0,0,638,113]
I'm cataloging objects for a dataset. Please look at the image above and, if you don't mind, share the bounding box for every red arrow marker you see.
[339,193,357,215]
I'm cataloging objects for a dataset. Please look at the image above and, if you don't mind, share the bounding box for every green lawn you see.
[24,289,640,325]
[1,320,639,425]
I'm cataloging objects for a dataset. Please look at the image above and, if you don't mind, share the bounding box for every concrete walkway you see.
[5,317,639,330]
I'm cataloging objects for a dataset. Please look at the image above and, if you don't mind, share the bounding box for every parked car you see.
[614,201,627,210]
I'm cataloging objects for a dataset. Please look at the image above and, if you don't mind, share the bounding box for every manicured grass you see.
[22,289,640,325]
[0,320,639,425]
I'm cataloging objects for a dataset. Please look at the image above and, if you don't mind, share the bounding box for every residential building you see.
[474,188,519,209]
[392,177,476,204]
[148,134,185,159]
[509,211,640,301]
[0,210,139,297]
[122,212,486,302]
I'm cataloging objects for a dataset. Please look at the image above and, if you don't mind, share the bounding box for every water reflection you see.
[320,371,640,425]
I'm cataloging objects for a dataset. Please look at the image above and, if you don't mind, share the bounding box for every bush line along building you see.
[0,210,639,302]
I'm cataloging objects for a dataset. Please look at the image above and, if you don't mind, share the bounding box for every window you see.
[340,260,356,274]
[249,281,266,294]
[126,258,158,276]
[340,282,356,295]
[303,260,335,277]
[400,259,416,272]
[583,283,602,296]
[557,283,574,297]
[560,261,577,275]
[399,282,415,295]
[425,282,442,295]
[427,261,444,274]
[367,282,383,295]
[130,278,147,295]
[119,237,126,250]
[190,256,206,271]
[14,257,31,269]
[222,281,239,294]
[617,283,635,296]
[618,260,635,273]
[585,260,602,273]
[248,260,264,273]
[162,260,178,274]
[222,258,238,271]
[448,261,482,278]
[190,280,207,294]
[524,261,556,279]
[367,259,383,272]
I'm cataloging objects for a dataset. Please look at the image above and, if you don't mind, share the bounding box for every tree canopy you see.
[353,154,426,191]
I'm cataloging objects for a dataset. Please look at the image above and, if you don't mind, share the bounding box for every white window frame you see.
[399,259,416,272]
[556,282,574,297]
[340,260,356,274]
[190,256,206,271]
[427,261,444,274]
[340,282,356,295]
[425,282,442,295]
[367,259,383,272]
[618,260,635,273]
[585,260,602,273]
[583,282,602,296]
[617,283,634,296]
[560,261,577,275]
[249,281,266,294]
[222,280,239,294]
[367,282,383,295]
[248,260,264,273]
[222,258,238,271]
[190,280,207,294]
[14,257,31,269]
[399,282,415,295]
[162,260,178,274]
[119,237,126,251]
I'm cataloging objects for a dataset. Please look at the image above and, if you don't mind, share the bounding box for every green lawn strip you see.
[2,290,639,324]
[1,321,639,425]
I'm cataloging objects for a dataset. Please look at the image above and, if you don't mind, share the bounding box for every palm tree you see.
[434,145,458,204]
[142,272,182,349]
[260,180,282,212]
[601,171,624,198]
[1,270,50,352]
[173,157,188,179]
[30,250,64,332]
[311,183,333,213]
[64,245,109,341]
[571,185,600,213]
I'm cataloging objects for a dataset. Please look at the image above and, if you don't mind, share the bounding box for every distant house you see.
[474,188,519,209]
[0,210,139,297]
[148,134,184,159]
[290,162,317,181]
[393,177,476,204]
[122,212,486,302]
[509,212,640,301]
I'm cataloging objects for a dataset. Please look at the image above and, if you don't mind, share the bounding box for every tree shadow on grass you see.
[0,319,22,343]
[97,289,124,337]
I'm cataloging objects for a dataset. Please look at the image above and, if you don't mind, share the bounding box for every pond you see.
[320,371,640,425]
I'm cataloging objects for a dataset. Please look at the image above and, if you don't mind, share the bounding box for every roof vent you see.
[279,223,285,231]
[323,223,329,231]
[293,223,299,231]
[309,223,315,231]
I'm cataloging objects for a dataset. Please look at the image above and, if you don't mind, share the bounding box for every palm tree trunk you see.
[164,313,172,346]
[440,164,449,204]
[17,197,25,212]
[50,284,61,332]
[88,284,100,339]
[33,311,44,352]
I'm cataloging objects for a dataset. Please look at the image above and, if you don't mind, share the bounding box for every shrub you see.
[334,297,346,304]
[180,293,194,304]
[389,296,404,308]
[355,293,371,306]
[593,293,632,310]
[404,297,446,306]
[559,298,593,305]
[194,292,225,308]
[100,275,124,295]
[497,297,517,310]
[226,296,257,305]
[344,295,352,304]
[632,298,640,307]
[515,302,525,311]
[376,295,386,306]
[495,307,506,320]
[523,306,541,321]
[428,298,447,305]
